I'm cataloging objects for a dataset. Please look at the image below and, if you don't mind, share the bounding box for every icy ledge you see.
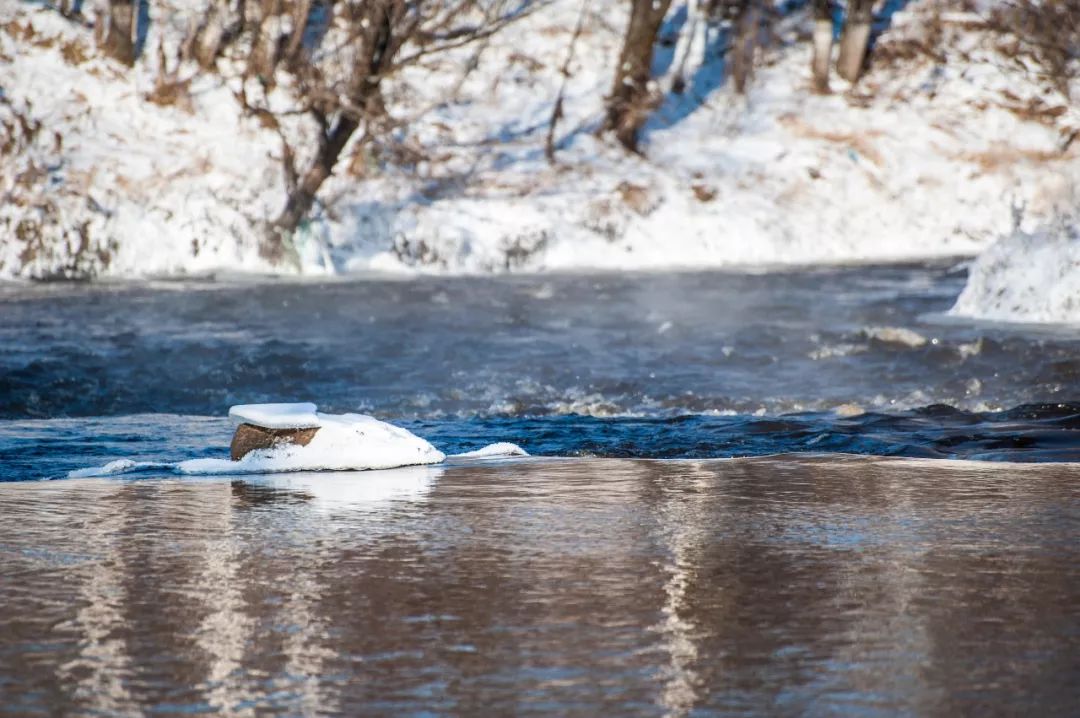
[69,406,528,478]
[949,222,1080,325]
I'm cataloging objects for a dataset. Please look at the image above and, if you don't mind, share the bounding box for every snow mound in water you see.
[69,411,446,477]
[183,412,446,474]
[950,222,1080,324]
[228,402,321,428]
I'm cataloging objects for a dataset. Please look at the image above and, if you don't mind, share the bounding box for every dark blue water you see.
[2,263,1079,480]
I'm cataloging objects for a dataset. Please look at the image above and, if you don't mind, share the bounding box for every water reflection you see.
[233,464,443,513]
[0,457,1076,715]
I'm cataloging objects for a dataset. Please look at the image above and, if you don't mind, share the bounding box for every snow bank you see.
[949,221,1080,324]
[2,0,1078,279]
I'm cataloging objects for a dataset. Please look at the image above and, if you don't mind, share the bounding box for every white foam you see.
[228,402,321,429]
[68,459,175,478]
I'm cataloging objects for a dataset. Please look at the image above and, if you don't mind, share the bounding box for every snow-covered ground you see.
[1,0,1077,303]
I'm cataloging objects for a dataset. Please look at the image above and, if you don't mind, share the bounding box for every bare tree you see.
[99,0,136,65]
[243,0,535,261]
[184,0,248,70]
[811,0,833,93]
[729,0,762,93]
[836,0,872,82]
[990,0,1080,100]
[602,0,673,153]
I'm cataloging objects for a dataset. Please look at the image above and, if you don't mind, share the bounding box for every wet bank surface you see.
[1,457,1077,716]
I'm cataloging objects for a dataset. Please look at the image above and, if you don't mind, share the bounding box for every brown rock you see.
[230,423,319,461]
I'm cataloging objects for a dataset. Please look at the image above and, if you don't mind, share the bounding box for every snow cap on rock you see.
[228,402,322,429]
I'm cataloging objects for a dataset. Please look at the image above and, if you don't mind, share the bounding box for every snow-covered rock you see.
[949,222,1080,325]
[180,412,447,473]
[67,404,532,477]
[70,407,446,476]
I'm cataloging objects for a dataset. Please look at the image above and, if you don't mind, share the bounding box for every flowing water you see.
[2,262,1080,479]
[1,263,1079,714]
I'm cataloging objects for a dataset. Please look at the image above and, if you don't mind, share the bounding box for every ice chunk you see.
[451,443,529,459]
[863,327,928,348]
[950,222,1080,324]
[228,402,321,429]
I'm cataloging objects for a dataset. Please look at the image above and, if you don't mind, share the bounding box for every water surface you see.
[1,457,1076,716]
[3,263,1079,480]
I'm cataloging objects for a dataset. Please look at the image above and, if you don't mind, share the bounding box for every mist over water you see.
[2,262,1079,479]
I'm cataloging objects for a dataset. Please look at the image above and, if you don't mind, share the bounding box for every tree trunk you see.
[248,0,285,82]
[284,0,314,65]
[101,0,136,65]
[730,0,760,94]
[267,3,395,258]
[811,0,833,93]
[268,114,359,258]
[189,3,228,68]
[836,0,873,83]
[603,0,673,153]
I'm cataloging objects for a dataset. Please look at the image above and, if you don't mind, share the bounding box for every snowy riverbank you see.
[1,1,1078,318]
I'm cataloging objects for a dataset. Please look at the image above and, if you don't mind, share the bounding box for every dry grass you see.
[145,77,194,112]
[989,0,1080,99]
[953,142,1071,171]
[691,183,717,202]
[616,180,658,215]
[779,114,886,167]
[996,89,1069,127]
[59,39,90,66]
